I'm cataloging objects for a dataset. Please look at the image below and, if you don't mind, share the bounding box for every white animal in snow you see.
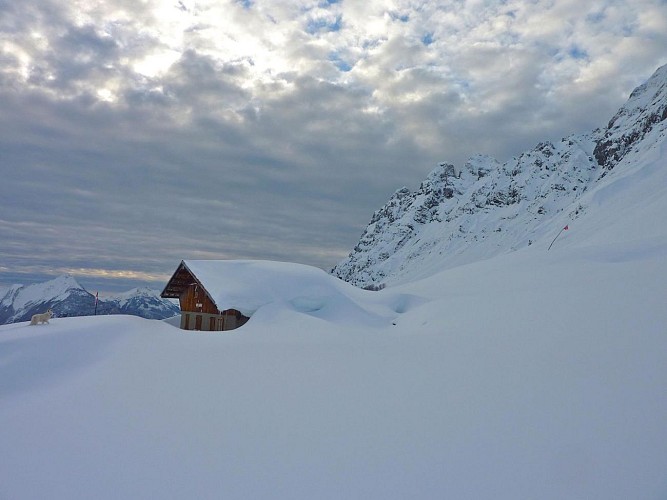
[30,309,53,325]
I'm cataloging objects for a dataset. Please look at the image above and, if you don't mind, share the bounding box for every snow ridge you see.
[333,63,667,288]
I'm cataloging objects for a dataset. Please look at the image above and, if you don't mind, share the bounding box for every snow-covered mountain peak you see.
[333,133,600,287]
[45,274,82,292]
[464,154,501,179]
[102,287,179,319]
[108,287,160,300]
[11,274,86,312]
[333,64,666,288]
[421,162,457,187]
[594,63,667,171]
[0,277,179,324]
[626,62,667,108]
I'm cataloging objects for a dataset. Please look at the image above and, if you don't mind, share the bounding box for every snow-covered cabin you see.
[161,259,348,332]
[161,260,251,331]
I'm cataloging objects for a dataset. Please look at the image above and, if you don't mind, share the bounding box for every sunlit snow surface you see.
[1,139,667,499]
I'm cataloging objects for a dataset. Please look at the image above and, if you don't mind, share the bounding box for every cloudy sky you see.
[1,0,666,292]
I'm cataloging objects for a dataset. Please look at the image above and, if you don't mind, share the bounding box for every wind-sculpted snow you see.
[179,259,427,327]
[333,64,667,288]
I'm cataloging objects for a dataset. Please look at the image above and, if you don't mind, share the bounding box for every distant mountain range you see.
[333,63,667,288]
[0,275,180,324]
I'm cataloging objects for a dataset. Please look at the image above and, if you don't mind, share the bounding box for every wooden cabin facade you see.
[161,261,249,331]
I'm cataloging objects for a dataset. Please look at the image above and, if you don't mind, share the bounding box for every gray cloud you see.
[1,0,666,292]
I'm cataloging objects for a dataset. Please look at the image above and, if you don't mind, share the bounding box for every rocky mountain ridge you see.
[332,63,667,287]
[0,275,179,324]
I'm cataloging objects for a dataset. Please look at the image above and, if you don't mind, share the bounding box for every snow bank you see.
[182,259,425,326]
[2,233,666,499]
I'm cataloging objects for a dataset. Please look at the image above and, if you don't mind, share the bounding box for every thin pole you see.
[548,225,568,251]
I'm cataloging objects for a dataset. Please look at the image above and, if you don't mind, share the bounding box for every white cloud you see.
[0,0,665,291]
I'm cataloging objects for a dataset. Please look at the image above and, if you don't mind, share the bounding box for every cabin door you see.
[195,315,202,330]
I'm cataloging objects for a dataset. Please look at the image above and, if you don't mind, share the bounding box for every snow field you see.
[1,231,666,499]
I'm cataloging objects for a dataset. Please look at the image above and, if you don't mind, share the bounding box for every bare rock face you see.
[333,64,667,288]
[593,64,667,172]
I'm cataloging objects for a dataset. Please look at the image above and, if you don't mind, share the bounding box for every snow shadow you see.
[0,323,120,398]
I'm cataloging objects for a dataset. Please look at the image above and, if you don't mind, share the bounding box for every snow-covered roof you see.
[182,260,354,317]
[163,259,425,326]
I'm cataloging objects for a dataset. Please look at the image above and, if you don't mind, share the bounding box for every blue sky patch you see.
[329,53,352,72]
[422,33,435,46]
[389,12,410,22]
[586,11,605,23]
[307,15,342,34]
[568,45,588,60]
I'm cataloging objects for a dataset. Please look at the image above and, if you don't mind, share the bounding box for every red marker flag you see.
[564,225,569,230]
[95,291,99,305]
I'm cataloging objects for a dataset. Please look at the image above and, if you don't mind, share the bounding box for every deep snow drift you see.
[2,67,666,500]
[167,259,424,324]
[1,143,666,499]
